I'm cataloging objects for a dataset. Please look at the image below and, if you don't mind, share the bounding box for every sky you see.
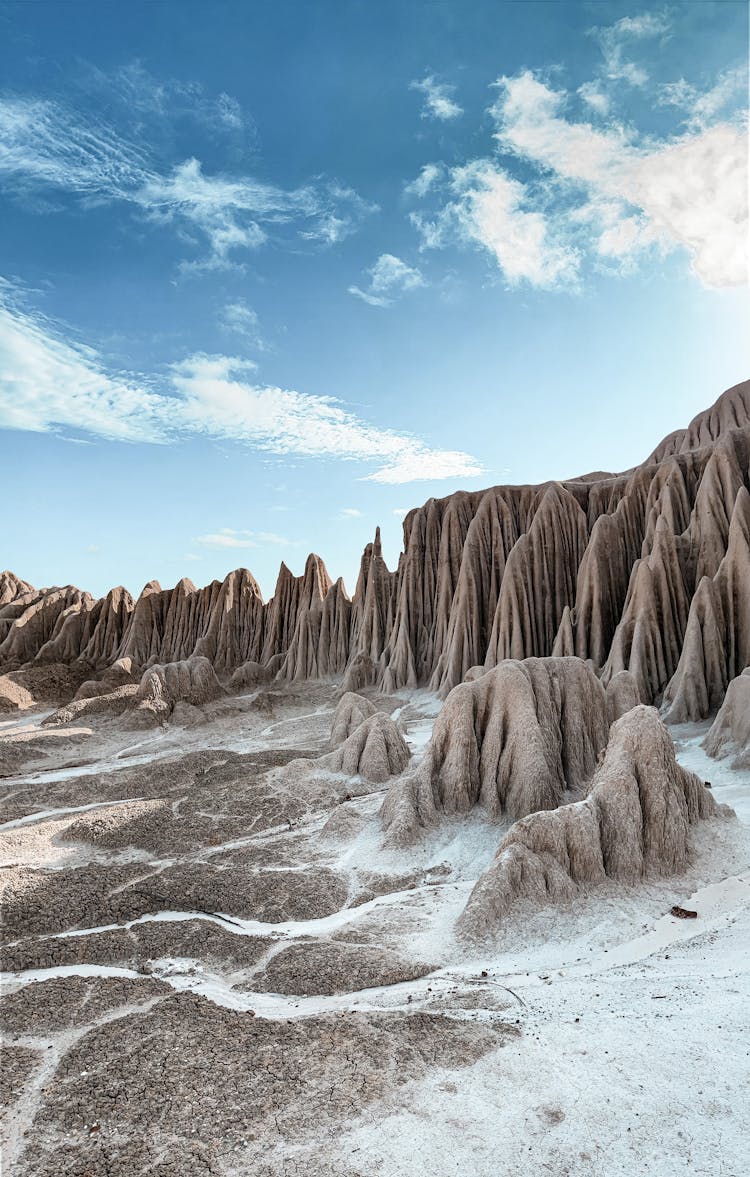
[0,0,748,600]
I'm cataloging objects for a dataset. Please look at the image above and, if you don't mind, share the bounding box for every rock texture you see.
[321,712,410,783]
[329,692,378,747]
[2,380,748,718]
[382,658,610,846]
[458,707,724,938]
[137,656,224,709]
[703,667,750,767]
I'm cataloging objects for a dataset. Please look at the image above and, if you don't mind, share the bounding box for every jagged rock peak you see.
[3,379,748,718]
[645,379,750,464]
[0,571,34,606]
[662,485,750,722]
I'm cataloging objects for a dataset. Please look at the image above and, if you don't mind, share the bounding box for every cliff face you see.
[1,379,748,719]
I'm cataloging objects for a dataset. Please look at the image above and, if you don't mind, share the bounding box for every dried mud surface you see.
[1,685,748,1177]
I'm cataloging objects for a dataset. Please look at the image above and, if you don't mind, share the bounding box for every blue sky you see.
[1,0,748,599]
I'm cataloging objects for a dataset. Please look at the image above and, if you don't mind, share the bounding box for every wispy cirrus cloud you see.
[219,300,266,349]
[0,84,374,272]
[0,282,482,485]
[656,65,747,130]
[194,528,290,549]
[348,253,426,307]
[591,11,672,88]
[410,75,463,121]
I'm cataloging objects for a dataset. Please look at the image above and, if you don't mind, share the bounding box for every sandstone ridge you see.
[1,380,747,723]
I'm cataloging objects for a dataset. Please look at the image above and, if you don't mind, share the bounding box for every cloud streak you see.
[194,528,289,549]
[0,285,482,485]
[0,92,374,271]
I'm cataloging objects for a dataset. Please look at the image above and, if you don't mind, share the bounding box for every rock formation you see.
[703,668,750,767]
[605,670,641,724]
[1,379,747,718]
[458,707,725,939]
[321,712,410,783]
[44,655,224,728]
[137,657,224,709]
[226,660,272,693]
[0,571,33,606]
[662,486,750,721]
[381,658,610,846]
[329,692,377,747]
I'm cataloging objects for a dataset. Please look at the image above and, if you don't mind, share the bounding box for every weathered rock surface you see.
[137,655,224,708]
[329,691,378,746]
[605,669,642,724]
[662,486,750,721]
[703,667,750,766]
[458,706,725,938]
[382,658,610,846]
[321,712,410,783]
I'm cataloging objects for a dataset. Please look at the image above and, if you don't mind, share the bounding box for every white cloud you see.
[0,285,483,485]
[367,449,481,484]
[0,95,373,271]
[219,300,265,348]
[194,528,289,549]
[577,82,610,116]
[592,11,671,87]
[411,158,579,289]
[404,163,443,198]
[349,253,426,307]
[410,65,747,289]
[393,508,409,518]
[449,160,579,287]
[657,66,747,130]
[340,508,364,518]
[410,75,463,121]
[0,283,167,442]
[488,71,748,287]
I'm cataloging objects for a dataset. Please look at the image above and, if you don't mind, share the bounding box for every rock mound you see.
[43,684,140,726]
[329,692,377,746]
[458,706,724,939]
[226,660,271,693]
[73,658,136,700]
[703,668,750,767]
[322,713,410,783]
[137,656,224,708]
[382,657,609,846]
[0,674,35,712]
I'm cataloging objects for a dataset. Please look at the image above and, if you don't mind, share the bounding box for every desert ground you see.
[1,680,748,1177]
